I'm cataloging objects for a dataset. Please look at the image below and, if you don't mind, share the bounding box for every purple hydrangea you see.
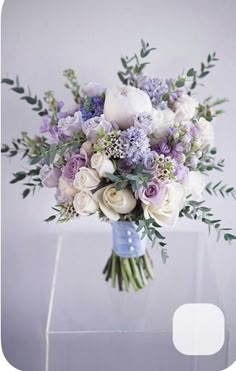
[138,75,169,109]
[120,127,150,164]
[80,96,104,121]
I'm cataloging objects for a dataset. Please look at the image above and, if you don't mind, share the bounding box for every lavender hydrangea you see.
[120,127,150,164]
[138,75,169,109]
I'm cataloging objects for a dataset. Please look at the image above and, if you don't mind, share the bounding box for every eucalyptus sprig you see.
[63,69,80,103]
[106,167,152,192]
[197,96,228,121]
[118,39,156,86]
[1,76,48,116]
[197,147,225,173]
[189,52,219,90]
[180,200,236,244]
[205,181,236,199]
[9,167,42,199]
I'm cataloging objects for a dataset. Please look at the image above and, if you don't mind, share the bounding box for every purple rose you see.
[138,180,166,205]
[39,165,61,188]
[58,111,82,137]
[62,154,86,181]
[131,111,154,134]
[117,158,135,174]
[158,138,171,155]
[82,116,113,143]
[142,151,157,171]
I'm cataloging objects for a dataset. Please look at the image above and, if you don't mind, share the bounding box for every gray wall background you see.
[1,0,236,370]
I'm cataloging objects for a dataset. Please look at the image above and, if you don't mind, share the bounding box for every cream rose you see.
[95,184,137,221]
[91,152,115,177]
[151,108,175,143]
[73,167,100,191]
[184,171,205,201]
[73,191,98,215]
[143,182,186,227]
[174,94,199,122]
[104,85,152,129]
[57,176,77,202]
[195,117,214,150]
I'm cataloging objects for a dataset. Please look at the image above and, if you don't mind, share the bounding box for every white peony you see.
[195,117,214,150]
[151,108,175,143]
[143,182,186,227]
[57,176,77,202]
[104,85,153,129]
[184,171,206,201]
[95,184,137,221]
[73,167,100,191]
[73,191,98,215]
[174,94,199,122]
[91,152,115,177]
[83,82,105,97]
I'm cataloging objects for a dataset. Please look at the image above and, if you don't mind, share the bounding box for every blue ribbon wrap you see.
[111,221,146,258]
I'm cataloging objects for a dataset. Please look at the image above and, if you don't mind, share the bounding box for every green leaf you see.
[1,78,14,85]
[1,144,9,153]
[22,189,30,199]
[44,215,57,222]
[187,68,195,77]
[10,172,26,184]
[175,78,185,88]
[11,87,24,94]
[21,96,37,105]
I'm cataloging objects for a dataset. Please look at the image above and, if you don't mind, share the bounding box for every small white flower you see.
[151,108,175,143]
[174,94,199,122]
[91,152,115,177]
[73,167,100,191]
[57,176,77,202]
[196,117,214,150]
[184,171,206,201]
[104,85,153,129]
[73,190,98,215]
[143,182,186,227]
[95,184,137,221]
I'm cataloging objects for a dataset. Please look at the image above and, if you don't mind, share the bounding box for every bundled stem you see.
[103,251,154,292]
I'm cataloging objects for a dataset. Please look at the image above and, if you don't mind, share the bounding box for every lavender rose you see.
[142,151,157,171]
[131,111,154,134]
[82,116,113,143]
[39,165,61,188]
[62,154,86,181]
[58,111,82,137]
[137,180,166,205]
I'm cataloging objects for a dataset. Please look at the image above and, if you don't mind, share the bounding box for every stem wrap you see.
[111,221,146,258]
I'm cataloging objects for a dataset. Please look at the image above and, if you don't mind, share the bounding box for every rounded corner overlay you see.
[172,303,225,356]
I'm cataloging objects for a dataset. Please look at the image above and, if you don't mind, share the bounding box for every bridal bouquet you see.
[2,40,236,291]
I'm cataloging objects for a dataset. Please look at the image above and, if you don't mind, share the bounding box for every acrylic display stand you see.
[45,230,230,371]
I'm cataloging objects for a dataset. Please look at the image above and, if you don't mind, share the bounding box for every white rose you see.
[195,117,214,150]
[174,94,199,122]
[73,191,98,215]
[184,171,205,201]
[95,184,137,221]
[143,182,186,227]
[151,108,175,143]
[91,152,115,177]
[104,85,152,129]
[73,167,100,191]
[83,82,105,97]
[57,176,77,202]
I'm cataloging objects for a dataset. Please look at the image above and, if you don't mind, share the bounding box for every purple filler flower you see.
[39,165,61,188]
[62,154,86,181]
